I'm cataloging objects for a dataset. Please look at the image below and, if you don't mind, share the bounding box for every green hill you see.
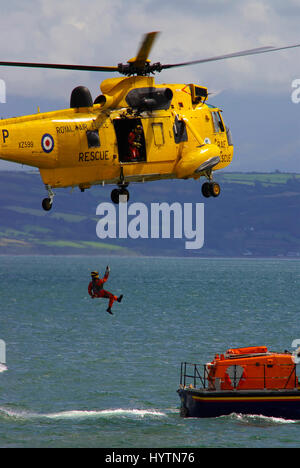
[0,171,299,257]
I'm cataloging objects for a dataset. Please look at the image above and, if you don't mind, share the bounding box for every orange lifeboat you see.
[206,346,296,391]
[178,345,300,419]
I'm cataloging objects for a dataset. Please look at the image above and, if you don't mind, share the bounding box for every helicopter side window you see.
[86,130,100,148]
[212,111,225,133]
[152,123,165,146]
[173,115,188,143]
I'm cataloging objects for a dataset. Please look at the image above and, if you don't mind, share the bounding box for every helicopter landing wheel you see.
[210,182,221,197]
[111,188,130,204]
[111,189,120,204]
[42,197,53,211]
[42,184,54,211]
[201,181,221,198]
[119,188,129,202]
[201,182,211,198]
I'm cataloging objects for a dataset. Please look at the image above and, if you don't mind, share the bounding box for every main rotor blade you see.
[0,61,119,72]
[129,31,160,67]
[161,43,300,70]
[136,31,160,64]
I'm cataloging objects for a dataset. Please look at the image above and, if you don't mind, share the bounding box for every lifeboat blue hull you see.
[178,388,300,419]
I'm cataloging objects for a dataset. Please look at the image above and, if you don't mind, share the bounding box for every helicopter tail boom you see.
[0,123,57,169]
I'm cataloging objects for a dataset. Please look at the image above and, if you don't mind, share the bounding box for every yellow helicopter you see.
[0,31,299,210]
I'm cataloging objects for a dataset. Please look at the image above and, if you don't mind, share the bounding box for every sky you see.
[0,0,300,172]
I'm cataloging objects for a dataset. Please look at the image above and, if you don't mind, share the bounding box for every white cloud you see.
[0,0,300,172]
[0,0,299,100]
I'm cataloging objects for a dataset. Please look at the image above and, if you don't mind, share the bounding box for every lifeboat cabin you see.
[178,346,300,419]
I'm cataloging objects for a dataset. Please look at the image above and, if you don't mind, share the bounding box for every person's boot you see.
[117,295,123,303]
[107,307,113,315]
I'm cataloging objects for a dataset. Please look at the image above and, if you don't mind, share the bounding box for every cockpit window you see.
[226,126,233,146]
[212,111,225,133]
[173,115,188,143]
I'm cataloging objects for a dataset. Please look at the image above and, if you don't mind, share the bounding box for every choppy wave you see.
[0,406,166,421]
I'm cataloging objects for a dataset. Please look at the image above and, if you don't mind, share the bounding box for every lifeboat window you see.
[212,111,225,133]
[86,130,100,148]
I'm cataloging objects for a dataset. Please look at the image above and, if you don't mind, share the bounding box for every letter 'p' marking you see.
[2,129,9,143]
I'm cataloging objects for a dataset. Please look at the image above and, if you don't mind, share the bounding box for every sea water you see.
[0,255,299,448]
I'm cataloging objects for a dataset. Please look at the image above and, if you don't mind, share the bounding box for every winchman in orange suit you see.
[128,125,143,160]
[88,267,123,315]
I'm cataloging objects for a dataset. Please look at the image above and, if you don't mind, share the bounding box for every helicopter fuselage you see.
[0,76,233,208]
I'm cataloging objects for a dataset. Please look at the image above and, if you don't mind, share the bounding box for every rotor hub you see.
[117,61,163,76]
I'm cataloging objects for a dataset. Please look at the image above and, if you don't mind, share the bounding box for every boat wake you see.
[226,412,298,425]
[45,408,167,420]
[0,364,7,373]
[0,406,167,421]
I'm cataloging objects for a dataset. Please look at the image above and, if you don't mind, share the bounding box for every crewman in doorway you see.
[128,124,143,160]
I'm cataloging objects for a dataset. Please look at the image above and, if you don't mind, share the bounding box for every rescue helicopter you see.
[0,31,299,211]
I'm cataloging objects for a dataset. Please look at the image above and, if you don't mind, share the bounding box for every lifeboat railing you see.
[180,362,210,389]
[179,362,298,390]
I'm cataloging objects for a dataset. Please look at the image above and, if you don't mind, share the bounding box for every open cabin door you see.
[113,118,146,163]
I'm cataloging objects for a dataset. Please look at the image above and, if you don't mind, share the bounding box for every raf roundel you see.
[41,134,54,153]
